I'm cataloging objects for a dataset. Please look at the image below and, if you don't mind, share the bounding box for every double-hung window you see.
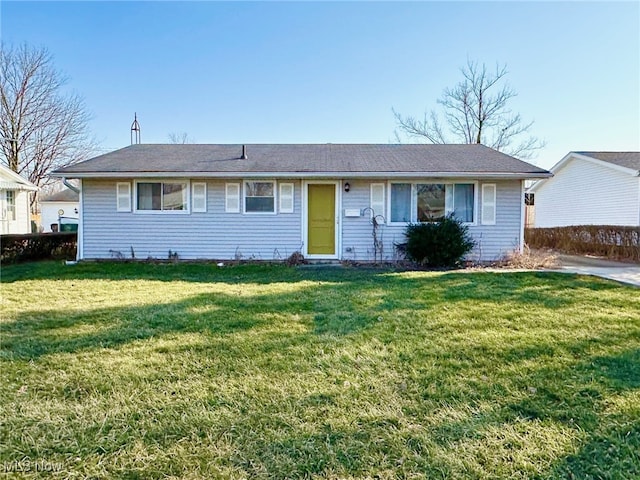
[390,182,476,224]
[244,181,275,213]
[5,191,16,221]
[136,181,188,212]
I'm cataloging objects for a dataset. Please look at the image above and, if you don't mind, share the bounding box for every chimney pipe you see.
[241,144,248,159]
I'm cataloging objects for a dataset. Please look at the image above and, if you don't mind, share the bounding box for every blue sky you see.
[1,1,638,168]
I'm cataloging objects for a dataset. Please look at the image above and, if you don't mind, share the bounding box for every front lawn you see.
[1,262,638,479]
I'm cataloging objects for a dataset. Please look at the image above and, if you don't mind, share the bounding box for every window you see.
[5,191,16,220]
[390,182,476,224]
[225,183,240,213]
[370,183,385,220]
[524,192,534,206]
[390,183,412,223]
[279,183,294,213]
[116,182,131,212]
[136,181,188,212]
[416,184,446,221]
[244,181,275,213]
[192,182,207,212]
[452,183,474,223]
[481,184,496,225]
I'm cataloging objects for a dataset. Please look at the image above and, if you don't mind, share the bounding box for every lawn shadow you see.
[1,287,316,360]
[2,263,638,477]
[426,347,640,478]
[3,267,634,360]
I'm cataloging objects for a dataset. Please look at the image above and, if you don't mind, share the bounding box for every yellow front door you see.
[307,184,336,255]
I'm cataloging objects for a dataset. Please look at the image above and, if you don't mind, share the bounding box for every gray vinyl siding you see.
[82,179,302,260]
[341,179,523,262]
[81,178,522,262]
[467,180,523,262]
[341,180,404,262]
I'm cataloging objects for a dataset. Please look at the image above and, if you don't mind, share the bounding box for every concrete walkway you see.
[553,254,640,287]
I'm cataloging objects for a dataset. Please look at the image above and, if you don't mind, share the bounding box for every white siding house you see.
[40,187,80,232]
[53,144,551,262]
[0,164,38,234]
[530,152,640,227]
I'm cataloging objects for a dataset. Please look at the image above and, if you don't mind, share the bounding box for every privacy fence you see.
[1,232,77,264]
[525,225,640,262]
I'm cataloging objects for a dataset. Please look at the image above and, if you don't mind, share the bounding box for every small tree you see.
[393,60,544,159]
[168,132,195,144]
[0,43,94,204]
[398,215,475,268]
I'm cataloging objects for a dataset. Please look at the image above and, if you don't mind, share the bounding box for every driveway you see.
[555,254,640,287]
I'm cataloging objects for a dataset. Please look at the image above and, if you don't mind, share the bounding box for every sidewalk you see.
[553,254,640,287]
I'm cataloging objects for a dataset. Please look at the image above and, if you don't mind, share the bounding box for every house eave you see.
[0,181,39,191]
[51,171,553,180]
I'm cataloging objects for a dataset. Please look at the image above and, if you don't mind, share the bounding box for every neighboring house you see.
[529,152,640,228]
[40,187,80,232]
[53,144,551,262]
[0,164,38,235]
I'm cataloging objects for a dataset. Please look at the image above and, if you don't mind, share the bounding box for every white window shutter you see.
[192,182,207,212]
[370,183,385,221]
[116,182,131,212]
[279,183,294,213]
[225,183,240,213]
[481,184,496,225]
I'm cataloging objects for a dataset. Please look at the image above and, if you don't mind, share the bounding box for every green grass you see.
[1,261,638,479]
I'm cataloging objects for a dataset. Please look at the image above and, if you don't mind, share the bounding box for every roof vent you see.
[241,144,248,159]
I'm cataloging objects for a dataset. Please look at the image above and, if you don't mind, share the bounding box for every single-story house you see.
[0,164,38,235]
[40,187,80,232]
[529,151,640,228]
[52,144,551,262]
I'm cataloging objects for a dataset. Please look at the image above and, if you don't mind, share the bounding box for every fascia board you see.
[51,171,553,180]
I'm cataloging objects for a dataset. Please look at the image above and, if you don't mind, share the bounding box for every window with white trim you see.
[370,183,385,221]
[116,182,131,212]
[244,181,275,213]
[225,183,240,213]
[481,184,496,225]
[192,182,207,212]
[279,183,294,213]
[135,181,188,212]
[5,191,16,220]
[389,182,476,224]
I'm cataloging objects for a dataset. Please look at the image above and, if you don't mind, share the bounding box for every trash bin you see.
[60,223,78,232]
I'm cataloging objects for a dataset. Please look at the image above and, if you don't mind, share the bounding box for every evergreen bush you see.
[397,214,475,268]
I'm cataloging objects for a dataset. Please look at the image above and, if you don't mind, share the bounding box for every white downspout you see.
[63,178,82,261]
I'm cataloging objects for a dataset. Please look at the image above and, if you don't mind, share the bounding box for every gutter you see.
[62,177,80,193]
[52,171,554,180]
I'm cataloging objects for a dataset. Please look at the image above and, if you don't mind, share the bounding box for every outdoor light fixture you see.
[344,182,350,192]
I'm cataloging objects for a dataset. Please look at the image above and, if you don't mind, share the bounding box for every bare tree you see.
[393,60,544,159]
[0,43,94,199]
[168,132,195,144]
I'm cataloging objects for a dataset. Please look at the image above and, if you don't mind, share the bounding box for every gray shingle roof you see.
[40,188,80,202]
[575,152,640,171]
[54,143,551,178]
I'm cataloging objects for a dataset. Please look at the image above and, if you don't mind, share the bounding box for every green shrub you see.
[397,214,475,268]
